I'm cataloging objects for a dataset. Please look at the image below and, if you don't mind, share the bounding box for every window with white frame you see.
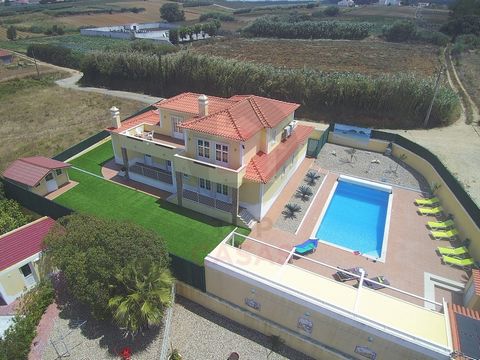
[216,183,228,196]
[215,143,228,164]
[172,115,184,134]
[199,178,211,190]
[197,139,210,159]
[269,128,277,144]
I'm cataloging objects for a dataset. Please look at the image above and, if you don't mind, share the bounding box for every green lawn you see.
[57,141,248,265]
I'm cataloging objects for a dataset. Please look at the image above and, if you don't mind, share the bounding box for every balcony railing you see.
[183,189,233,213]
[130,163,173,184]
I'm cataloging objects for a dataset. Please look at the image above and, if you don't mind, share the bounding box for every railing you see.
[174,153,246,188]
[183,189,233,213]
[129,163,173,184]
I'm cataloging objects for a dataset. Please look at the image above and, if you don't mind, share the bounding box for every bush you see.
[243,17,372,40]
[80,51,459,128]
[233,8,252,14]
[382,20,416,42]
[0,199,30,235]
[0,281,54,360]
[415,29,450,46]
[27,44,82,69]
[43,214,170,320]
[452,34,480,55]
[324,6,340,16]
[160,3,185,22]
[199,12,235,22]
[440,15,480,37]
[182,0,213,7]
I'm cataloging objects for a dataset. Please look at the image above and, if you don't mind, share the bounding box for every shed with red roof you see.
[2,156,71,197]
[0,50,13,65]
[0,217,55,305]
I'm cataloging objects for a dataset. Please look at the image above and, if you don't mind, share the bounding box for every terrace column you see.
[231,187,239,225]
[121,147,129,179]
[175,171,183,207]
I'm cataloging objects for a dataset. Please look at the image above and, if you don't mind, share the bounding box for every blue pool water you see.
[315,180,390,258]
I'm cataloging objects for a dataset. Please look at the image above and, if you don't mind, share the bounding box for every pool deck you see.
[242,155,468,308]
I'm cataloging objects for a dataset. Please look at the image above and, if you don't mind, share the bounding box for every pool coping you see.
[309,175,393,263]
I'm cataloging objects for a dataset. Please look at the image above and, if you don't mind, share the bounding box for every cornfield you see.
[80,51,460,128]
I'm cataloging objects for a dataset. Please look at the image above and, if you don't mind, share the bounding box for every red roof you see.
[180,94,300,141]
[245,125,314,183]
[108,109,159,134]
[448,303,480,360]
[3,157,71,187]
[155,92,235,115]
[0,50,12,58]
[472,269,480,296]
[0,217,55,272]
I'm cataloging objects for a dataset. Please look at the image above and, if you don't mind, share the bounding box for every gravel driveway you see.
[171,297,314,360]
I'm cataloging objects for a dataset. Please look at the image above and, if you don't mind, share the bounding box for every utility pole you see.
[423,65,444,128]
[31,48,40,79]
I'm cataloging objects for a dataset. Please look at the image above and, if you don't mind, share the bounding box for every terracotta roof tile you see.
[448,303,480,360]
[3,157,70,187]
[0,217,55,272]
[472,269,480,296]
[180,94,300,141]
[0,50,11,58]
[108,109,159,134]
[245,125,314,183]
[155,92,236,115]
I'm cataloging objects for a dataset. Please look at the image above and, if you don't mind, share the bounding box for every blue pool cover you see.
[315,180,390,258]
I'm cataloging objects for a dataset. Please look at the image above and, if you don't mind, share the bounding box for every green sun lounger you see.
[418,206,443,216]
[431,229,458,240]
[442,255,475,269]
[415,197,440,206]
[437,246,468,257]
[427,219,455,230]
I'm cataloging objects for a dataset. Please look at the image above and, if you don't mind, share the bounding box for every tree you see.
[193,23,203,39]
[382,20,416,42]
[186,26,194,41]
[6,26,16,41]
[43,214,169,319]
[0,199,30,236]
[160,3,185,22]
[108,261,173,336]
[324,6,340,17]
[169,28,179,44]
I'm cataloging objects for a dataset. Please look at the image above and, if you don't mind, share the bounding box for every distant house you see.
[0,50,13,65]
[0,217,55,305]
[380,0,400,5]
[3,156,71,196]
[338,0,355,6]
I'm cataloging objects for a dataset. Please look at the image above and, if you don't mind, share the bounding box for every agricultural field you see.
[455,51,480,110]
[192,38,442,77]
[0,73,144,172]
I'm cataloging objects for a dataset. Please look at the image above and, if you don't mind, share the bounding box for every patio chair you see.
[414,197,440,206]
[333,267,367,282]
[427,219,455,230]
[359,276,390,290]
[417,206,443,216]
[436,246,469,257]
[442,255,475,269]
[431,229,459,240]
[294,238,319,255]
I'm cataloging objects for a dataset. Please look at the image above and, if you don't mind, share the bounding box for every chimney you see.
[198,94,208,117]
[110,106,121,128]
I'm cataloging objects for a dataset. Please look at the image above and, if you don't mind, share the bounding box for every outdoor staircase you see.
[238,208,257,229]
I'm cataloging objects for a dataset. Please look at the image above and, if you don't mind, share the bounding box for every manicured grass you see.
[56,141,248,264]
[69,140,114,176]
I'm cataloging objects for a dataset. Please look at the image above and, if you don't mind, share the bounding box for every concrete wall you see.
[329,133,389,153]
[182,198,232,223]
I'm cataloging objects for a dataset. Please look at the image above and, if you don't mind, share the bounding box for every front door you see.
[172,116,184,140]
[20,264,36,289]
[45,173,58,193]
[166,160,172,173]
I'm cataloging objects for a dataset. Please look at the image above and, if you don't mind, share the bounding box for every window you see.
[20,264,32,277]
[172,115,184,135]
[199,178,211,190]
[56,169,62,176]
[198,139,210,159]
[216,183,228,196]
[215,144,228,163]
[45,173,54,181]
[269,128,277,144]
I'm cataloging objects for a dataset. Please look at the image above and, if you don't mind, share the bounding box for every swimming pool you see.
[313,176,392,260]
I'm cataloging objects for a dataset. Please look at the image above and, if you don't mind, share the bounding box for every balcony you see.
[129,163,173,184]
[174,154,246,189]
[183,189,233,213]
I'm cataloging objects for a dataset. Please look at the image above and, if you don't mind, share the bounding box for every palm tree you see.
[282,203,301,219]
[296,185,313,201]
[108,261,173,337]
[305,171,321,186]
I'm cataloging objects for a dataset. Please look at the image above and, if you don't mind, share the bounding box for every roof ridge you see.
[0,216,51,241]
[20,157,50,169]
[249,155,266,184]
[225,109,246,141]
[248,97,271,128]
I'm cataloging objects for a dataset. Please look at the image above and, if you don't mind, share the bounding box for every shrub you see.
[324,6,340,16]
[160,3,185,22]
[43,214,170,320]
[452,34,480,55]
[243,17,372,40]
[441,15,480,37]
[233,8,252,14]
[382,20,416,42]
[199,12,234,22]
[0,199,30,235]
[27,44,82,69]
[0,281,54,360]
[415,30,450,46]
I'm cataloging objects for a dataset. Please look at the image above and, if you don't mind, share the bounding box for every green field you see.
[56,141,247,264]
